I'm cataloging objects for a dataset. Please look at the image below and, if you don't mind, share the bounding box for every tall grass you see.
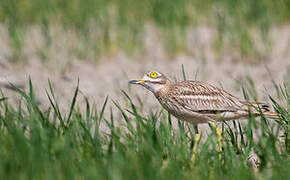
[1,0,290,61]
[0,78,289,179]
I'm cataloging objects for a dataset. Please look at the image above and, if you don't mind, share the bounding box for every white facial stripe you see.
[142,82,164,93]
[143,74,160,82]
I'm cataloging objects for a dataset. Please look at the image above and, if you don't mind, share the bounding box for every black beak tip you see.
[129,80,138,84]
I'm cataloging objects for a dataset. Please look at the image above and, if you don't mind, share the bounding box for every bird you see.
[129,71,277,134]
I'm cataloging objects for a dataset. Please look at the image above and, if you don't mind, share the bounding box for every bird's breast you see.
[154,90,182,115]
[154,88,171,108]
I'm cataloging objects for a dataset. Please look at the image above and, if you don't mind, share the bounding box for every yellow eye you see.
[149,72,158,78]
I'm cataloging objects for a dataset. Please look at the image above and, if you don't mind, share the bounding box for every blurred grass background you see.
[1,0,290,62]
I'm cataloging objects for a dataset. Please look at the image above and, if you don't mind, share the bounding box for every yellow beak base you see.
[129,79,146,84]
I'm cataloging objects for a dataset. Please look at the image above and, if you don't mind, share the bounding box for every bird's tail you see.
[242,101,278,116]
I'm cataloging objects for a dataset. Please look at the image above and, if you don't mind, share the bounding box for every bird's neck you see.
[154,80,171,97]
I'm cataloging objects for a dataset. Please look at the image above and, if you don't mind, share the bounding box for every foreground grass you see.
[0,80,289,179]
[1,0,290,61]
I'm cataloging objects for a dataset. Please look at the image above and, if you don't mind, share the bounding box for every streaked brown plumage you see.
[129,71,276,133]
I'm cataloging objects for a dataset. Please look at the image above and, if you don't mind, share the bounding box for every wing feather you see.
[167,81,245,113]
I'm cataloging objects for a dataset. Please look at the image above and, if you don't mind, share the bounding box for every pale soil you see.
[0,24,289,135]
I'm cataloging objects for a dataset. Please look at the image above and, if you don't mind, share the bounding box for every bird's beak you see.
[129,79,146,84]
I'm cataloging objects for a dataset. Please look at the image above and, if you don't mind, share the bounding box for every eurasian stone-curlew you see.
[129,71,276,133]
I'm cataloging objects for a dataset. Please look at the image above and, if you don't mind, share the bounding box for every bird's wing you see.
[167,81,245,113]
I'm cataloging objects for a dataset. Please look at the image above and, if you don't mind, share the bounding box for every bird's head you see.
[129,71,170,93]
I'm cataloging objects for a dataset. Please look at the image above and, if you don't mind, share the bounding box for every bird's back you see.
[156,81,244,111]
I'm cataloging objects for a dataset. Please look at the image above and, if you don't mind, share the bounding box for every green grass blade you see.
[66,79,79,126]
[46,79,65,129]
[99,96,109,124]
[181,64,186,81]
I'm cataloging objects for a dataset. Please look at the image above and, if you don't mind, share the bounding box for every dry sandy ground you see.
[0,25,289,135]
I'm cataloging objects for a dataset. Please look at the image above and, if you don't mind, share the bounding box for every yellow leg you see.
[191,133,201,163]
[216,127,222,160]
[210,122,222,160]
